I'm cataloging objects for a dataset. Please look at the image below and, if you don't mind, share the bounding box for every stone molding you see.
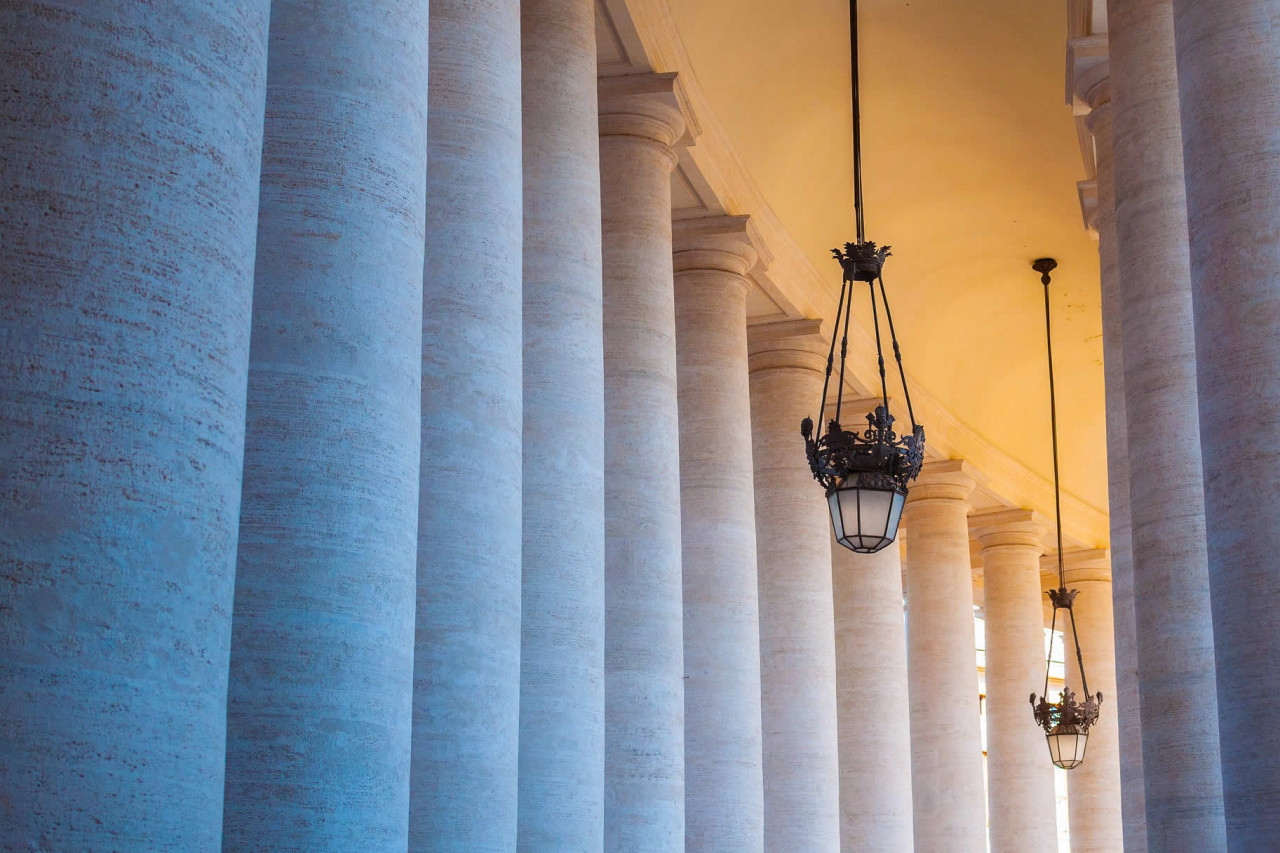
[746,319,828,375]
[1041,548,1111,586]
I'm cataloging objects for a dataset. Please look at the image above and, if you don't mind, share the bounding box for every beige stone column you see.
[1172,2,1280,844]
[903,461,986,853]
[517,0,605,848]
[748,320,841,853]
[598,72,691,851]
[1081,71,1149,851]
[1053,550,1124,852]
[1107,0,1226,846]
[833,538,913,852]
[674,215,766,852]
[974,511,1056,853]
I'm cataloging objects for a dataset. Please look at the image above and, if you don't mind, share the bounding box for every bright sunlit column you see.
[974,510,1057,853]
[749,320,841,853]
[833,535,913,852]
[1054,550,1123,851]
[903,461,987,853]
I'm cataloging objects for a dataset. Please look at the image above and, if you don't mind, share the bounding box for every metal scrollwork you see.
[801,405,926,493]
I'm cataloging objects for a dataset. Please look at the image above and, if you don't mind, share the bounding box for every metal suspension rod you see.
[835,278,856,426]
[817,277,850,435]
[850,0,865,243]
[869,282,890,413]
[1038,260,1067,589]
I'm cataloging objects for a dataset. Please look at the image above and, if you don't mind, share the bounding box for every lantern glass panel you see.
[1047,730,1088,770]
[829,483,905,554]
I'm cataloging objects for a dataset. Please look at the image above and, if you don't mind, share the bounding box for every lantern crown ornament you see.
[801,0,926,555]
[1027,258,1103,770]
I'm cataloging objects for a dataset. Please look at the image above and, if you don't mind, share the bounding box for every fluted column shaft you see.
[411,0,523,848]
[976,513,1056,853]
[0,3,268,848]
[833,538,914,852]
[675,217,765,852]
[1060,554,1123,851]
[1172,0,1280,843]
[599,73,689,851]
[1087,94,1149,851]
[517,0,605,848]
[1107,0,1226,846]
[903,462,986,853]
[748,322,841,852]
[223,1,427,848]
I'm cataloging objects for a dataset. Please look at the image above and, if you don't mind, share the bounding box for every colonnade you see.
[3,0,1278,850]
[1069,0,1280,848]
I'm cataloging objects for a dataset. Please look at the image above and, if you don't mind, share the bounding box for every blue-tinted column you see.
[599,72,690,851]
[0,2,269,848]
[410,0,522,848]
[517,0,606,848]
[221,0,428,848]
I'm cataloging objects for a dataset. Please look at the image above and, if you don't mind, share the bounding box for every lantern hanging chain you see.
[835,277,856,427]
[869,282,890,414]
[850,0,865,242]
[877,273,918,431]
[817,276,849,437]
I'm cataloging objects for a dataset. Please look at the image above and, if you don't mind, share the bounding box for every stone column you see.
[222,1,427,848]
[599,72,691,851]
[903,461,986,853]
[411,0,522,848]
[833,538,914,852]
[1054,550,1124,852]
[974,511,1057,853]
[0,4,269,849]
[1082,71,1149,850]
[675,216,766,852]
[1107,0,1226,846]
[517,0,605,849]
[1172,2,1280,845]
[748,320,841,852]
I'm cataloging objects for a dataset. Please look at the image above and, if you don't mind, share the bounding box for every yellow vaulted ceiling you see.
[666,0,1108,516]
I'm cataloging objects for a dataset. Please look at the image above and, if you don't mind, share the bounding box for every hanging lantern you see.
[800,0,925,554]
[1027,258,1103,770]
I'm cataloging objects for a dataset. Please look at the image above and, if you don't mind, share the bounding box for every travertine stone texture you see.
[1173,1,1280,843]
[974,511,1057,853]
[0,3,269,848]
[675,216,766,852]
[1088,98,1148,853]
[748,322,841,852]
[411,0,522,848]
[599,72,689,851]
[517,1,605,848]
[223,2,427,848]
[1059,552,1123,852]
[1107,1,1226,846]
[903,462,986,853]
[832,538,914,852]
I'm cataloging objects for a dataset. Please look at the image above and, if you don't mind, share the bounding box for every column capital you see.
[673,214,771,277]
[906,459,977,506]
[747,319,828,375]
[1041,548,1111,586]
[599,72,698,152]
[1067,34,1111,114]
[972,508,1049,553]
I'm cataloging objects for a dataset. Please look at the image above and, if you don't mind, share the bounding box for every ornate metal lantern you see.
[801,0,925,554]
[1027,258,1102,770]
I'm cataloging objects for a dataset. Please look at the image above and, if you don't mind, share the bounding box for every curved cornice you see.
[603,0,1110,549]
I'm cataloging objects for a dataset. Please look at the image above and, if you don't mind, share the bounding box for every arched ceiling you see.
[663,0,1107,517]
